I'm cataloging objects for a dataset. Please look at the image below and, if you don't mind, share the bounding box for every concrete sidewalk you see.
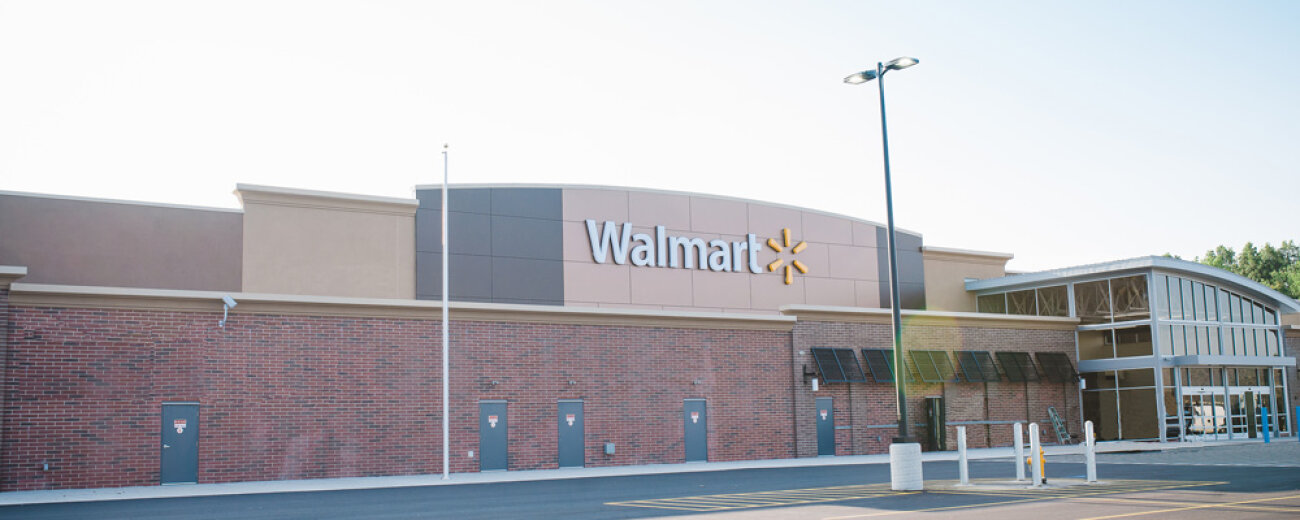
[0,438,1265,506]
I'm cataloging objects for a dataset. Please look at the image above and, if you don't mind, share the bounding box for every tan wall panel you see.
[922,248,1011,312]
[239,186,416,299]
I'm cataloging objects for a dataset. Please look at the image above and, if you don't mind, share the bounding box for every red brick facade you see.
[0,304,796,491]
[0,298,1081,491]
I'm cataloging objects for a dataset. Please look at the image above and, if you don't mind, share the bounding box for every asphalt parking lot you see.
[2,441,1297,519]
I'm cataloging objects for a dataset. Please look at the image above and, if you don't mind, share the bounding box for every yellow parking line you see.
[606,489,918,511]
[824,481,1224,519]
[1072,495,1300,513]
[1078,493,1300,520]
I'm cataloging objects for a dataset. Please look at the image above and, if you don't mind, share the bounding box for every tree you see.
[1197,241,1300,299]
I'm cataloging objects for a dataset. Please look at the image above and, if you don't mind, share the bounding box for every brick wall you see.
[1,305,793,491]
[791,320,1079,455]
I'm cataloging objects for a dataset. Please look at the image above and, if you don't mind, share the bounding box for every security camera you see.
[219,295,238,328]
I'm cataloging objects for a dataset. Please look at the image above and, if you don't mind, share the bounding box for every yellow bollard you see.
[1024,448,1046,485]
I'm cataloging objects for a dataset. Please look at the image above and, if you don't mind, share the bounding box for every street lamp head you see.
[885,56,919,70]
[843,70,878,84]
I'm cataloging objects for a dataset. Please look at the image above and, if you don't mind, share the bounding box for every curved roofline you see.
[964,255,1300,313]
[412,182,922,237]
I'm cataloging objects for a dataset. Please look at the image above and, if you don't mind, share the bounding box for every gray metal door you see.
[558,400,584,468]
[480,401,508,471]
[161,403,199,484]
[816,397,835,456]
[684,399,708,462]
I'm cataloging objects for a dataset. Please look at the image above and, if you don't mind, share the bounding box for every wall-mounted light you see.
[802,364,818,384]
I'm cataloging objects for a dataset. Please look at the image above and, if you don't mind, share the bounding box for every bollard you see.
[1084,420,1096,483]
[1262,407,1271,443]
[957,425,968,485]
[1296,406,1299,442]
[1013,422,1025,482]
[1029,422,1042,487]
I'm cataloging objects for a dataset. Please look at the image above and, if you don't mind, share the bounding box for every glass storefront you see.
[976,265,1294,442]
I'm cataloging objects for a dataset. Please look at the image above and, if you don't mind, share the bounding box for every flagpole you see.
[441,144,450,480]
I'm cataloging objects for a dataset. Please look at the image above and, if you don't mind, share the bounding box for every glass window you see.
[1238,367,1259,386]
[1252,303,1263,324]
[1196,325,1216,358]
[1190,282,1204,321]
[1084,371,1116,391]
[977,293,1006,314]
[1115,326,1153,357]
[1079,329,1114,361]
[1265,330,1278,356]
[1186,367,1213,386]
[1229,294,1242,323]
[1179,278,1194,320]
[1075,280,1112,325]
[1204,285,1218,321]
[1117,368,1155,388]
[1158,326,1173,356]
[1157,276,1173,320]
[1112,275,1150,322]
[1171,325,1186,356]
[1264,308,1277,325]
[1035,285,1069,317]
[1007,290,1036,315]
[1118,389,1160,439]
[1219,290,1232,322]
[1166,276,1183,320]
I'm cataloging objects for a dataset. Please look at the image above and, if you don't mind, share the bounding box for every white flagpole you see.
[441,144,450,480]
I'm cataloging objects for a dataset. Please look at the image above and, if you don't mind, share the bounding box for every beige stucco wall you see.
[238,184,417,299]
[921,246,1012,312]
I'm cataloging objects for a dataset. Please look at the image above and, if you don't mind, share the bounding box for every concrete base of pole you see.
[889,443,924,491]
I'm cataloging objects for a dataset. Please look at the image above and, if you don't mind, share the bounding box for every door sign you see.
[488,415,498,428]
[691,411,700,423]
[820,410,827,421]
[566,414,576,426]
[174,419,187,434]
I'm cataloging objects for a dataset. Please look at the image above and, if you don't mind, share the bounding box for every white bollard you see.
[889,443,925,491]
[1029,422,1042,487]
[1085,420,1097,483]
[1013,422,1025,482]
[957,425,969,485]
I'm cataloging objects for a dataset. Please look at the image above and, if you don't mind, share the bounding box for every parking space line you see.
[609,479,1224,514]
[605,484,913,511]
[1072,495,1300,513]
[1077,493,1300,520]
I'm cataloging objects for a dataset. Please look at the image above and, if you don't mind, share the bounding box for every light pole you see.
[845,56,922,490]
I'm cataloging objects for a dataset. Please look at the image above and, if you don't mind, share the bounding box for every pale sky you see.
[2,1,1296,272]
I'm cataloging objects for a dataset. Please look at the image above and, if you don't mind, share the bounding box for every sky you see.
[1,1,1297,272]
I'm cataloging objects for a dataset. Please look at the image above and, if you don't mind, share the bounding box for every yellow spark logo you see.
[765,228,808,285]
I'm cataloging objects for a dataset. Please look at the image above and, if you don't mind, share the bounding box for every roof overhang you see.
[964,256,1300,314]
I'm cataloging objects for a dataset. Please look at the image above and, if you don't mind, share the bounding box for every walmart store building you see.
[0,184,1296,490]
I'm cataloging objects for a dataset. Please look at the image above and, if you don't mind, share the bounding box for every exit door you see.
[161,402,199,484]
[816,397,835,456]
[684,399,707,462]
[558,400,584,468]
[480,401,508,471]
